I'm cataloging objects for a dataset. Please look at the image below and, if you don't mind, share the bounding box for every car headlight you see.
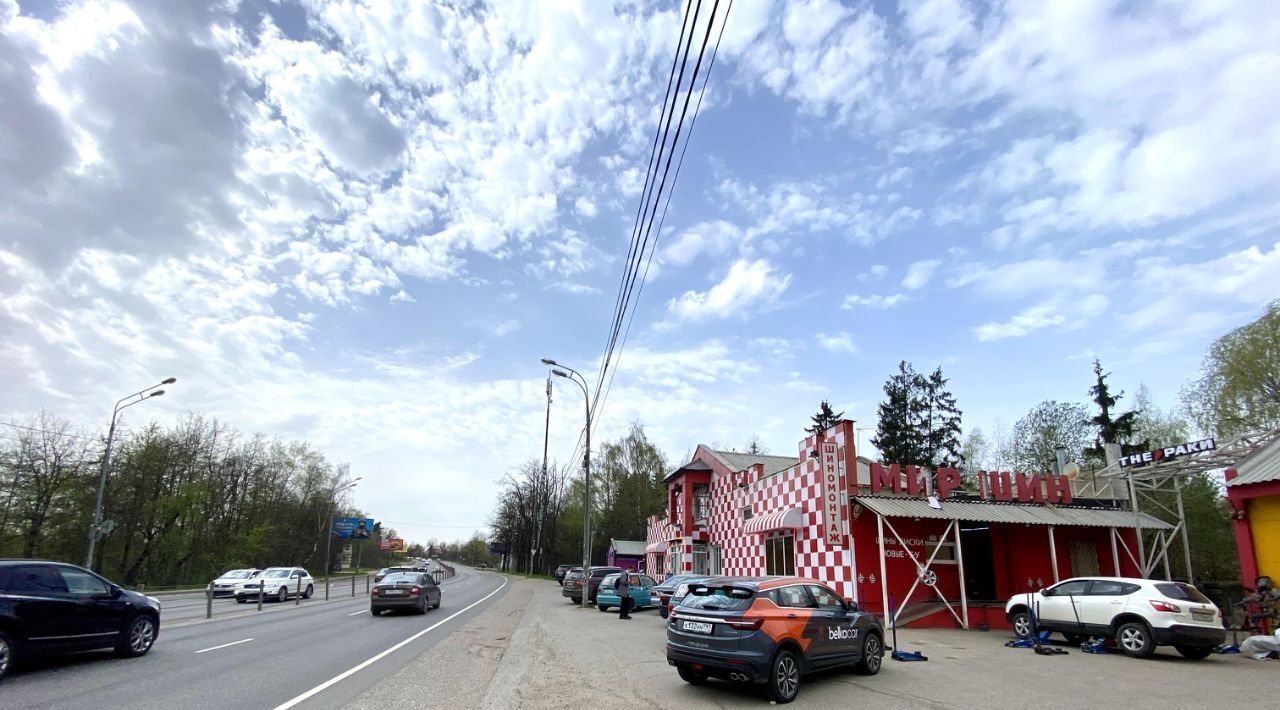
[146,595,162,610]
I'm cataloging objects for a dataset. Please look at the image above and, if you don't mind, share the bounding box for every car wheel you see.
[677,664,708,685]
[433,598,441,609]
[766,648,802,704]
[0,630,15,681]
[1010,611,1032,639]
[303,584,314,599]
[1175,645,1214,660]
[1116,621,1155,658]
[236,597,247,604]
[418,600,428,615]
[277,587,288,603]
[371,608,381,616]
[597,603,609,612]
[853,632,883,675]
[116,615,157,658]
[570,597,581,604]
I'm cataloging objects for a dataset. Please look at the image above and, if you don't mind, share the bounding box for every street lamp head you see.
[148,390,165,398]
[551,369,569,378]
[540,358,558,366]
[161,377,177,385]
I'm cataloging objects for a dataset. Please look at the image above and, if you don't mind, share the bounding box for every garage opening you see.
[960,522,997,601]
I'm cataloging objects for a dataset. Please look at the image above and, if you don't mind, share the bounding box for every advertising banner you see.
[379,537,406,552]
[333,517,375,539]
[820,442,844,546]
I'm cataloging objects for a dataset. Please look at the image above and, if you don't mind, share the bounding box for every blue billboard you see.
[333,517,375,539]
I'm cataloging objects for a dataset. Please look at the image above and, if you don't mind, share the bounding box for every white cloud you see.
[660,220,743,267]
[841,293,907,310]
[663,259,790,325]
[858,264,889,282]
[973,295,1108,342]
[574,196,597,218]
[817,331,858,354]
[902,259,942,290]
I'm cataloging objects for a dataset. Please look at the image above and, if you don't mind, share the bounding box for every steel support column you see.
[878,513,889,627]
[1048,525,1059,583]
[954,519,969,630]
[1110,527,1121,576]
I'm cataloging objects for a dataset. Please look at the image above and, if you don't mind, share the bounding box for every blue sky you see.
[3,0,1278,545]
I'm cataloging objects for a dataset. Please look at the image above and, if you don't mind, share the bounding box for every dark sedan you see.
[0,559,161,681]
[370,572,441,615]
[553,564,574,585]
[652,575,709,619]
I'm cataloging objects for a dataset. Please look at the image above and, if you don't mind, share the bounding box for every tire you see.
[598,603,609,612]
[432,598,441,609]
[418,600,428,615]
[766,648,802,704]
[277,587,288,603]
[236,597,247,604]
[116,614,157,658]
[0,630,15,682]
[853,632,883,675]
[1175,645,1214,660]
[370,608,381,616]
[570,597,581,604]
[1116,621,1155,658]
[677,664,708,685]
[1010,611,1032,639]
[303,584,314,599]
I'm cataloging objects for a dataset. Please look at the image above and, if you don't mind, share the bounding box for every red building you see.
[644,419,1169,628]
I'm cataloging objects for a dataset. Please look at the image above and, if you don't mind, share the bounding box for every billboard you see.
[333,517,375,539]
[379,537,406,552]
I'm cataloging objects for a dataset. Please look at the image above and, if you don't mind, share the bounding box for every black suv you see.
[561,566,621,603]
[666,577,883,703]
[0,559,162,680]
[553,564,573,585]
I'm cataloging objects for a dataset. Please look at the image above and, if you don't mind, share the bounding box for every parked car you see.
[653,575,709,619]
[561,567,585,602]
[1004,576,1225,658]
[207,568,261,598]
[577,566,622,603]
[553,564,574,585]
[667,577,883,704]
[234,567,314,603]
[371,572,441,615]
[0,559,162,681]
[596,572,659,612]
[476,563,489,570]
[376,565,429,583]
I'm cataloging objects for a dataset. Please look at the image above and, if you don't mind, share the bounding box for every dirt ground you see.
[350,576,1278,709]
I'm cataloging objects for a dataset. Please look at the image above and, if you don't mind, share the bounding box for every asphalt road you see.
[154,575,386,624]
[2,566,508,710]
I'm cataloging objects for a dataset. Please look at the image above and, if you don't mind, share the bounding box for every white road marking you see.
[194,638,254,654]
[272,577,509,710]
[348,609,367,616]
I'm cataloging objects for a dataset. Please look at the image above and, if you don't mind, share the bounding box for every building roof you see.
[1228,434,1280,487]
[708,450,800,476]
[854,496,1173,530]
[609,539,648,556]
[663,458,712,482]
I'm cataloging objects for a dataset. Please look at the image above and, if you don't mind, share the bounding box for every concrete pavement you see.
[1,566,506,710]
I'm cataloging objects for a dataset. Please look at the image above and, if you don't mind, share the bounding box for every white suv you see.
[234,567,315,603]
[1005,577,1225,658]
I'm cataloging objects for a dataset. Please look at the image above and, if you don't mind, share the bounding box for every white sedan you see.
[208,568,261,597]
[234,567,315,603]
[1005,576,1226,658]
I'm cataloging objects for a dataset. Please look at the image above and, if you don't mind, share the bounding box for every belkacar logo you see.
[828,626,859,641]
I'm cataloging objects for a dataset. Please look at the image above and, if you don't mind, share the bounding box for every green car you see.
[596,572,658,612]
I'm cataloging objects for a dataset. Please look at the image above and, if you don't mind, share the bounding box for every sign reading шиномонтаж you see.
[1117,438,1216,468]
[868,463,1074,505]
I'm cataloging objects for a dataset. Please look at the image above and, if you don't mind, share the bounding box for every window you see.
[3,565,68,593]
[764,534,795,576]
[59,568,110,595]
[692,544,710,575]
[1088,580,1137,596]
[1155,582,1212,603]
[683,585,755,612]
[807,584,844,611]
[774,585,815,609]
[923,540,957,564]
[1048,580,1090,596]
[709,545,722,576]
[640,576,656,587]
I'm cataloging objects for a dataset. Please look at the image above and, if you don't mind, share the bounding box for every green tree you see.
[1183,299,1280,437]
[1084,358,1143,465]
[1132,384,1192,447]
[872,361,922,463]
[1010,401,1092,472]
[922,367,963,467]
[807,400,844,437]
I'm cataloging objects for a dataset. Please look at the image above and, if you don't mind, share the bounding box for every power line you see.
[0,420,98,442]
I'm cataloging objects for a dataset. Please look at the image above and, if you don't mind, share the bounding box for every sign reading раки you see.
[1118,438,1216,468]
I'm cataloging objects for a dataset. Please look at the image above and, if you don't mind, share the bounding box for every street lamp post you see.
[324,477,361,601]
[542,358,592,609]
[86,377,177,570]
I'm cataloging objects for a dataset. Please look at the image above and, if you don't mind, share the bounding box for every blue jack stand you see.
[1217,645,1241,654]
[888,595,929,662]
[1080,637,1110,654]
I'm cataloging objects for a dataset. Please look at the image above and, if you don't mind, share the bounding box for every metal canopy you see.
[1082,427,1280,580]
[855,496,1172,530]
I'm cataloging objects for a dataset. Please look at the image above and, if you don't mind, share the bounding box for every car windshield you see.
[382,574,419,584]
[680,585,755,611]
[263,570,290,578]
[221,570,255,579]
[1155,582,1212,604]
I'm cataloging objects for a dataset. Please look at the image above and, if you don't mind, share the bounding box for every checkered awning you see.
[742,507,803,534]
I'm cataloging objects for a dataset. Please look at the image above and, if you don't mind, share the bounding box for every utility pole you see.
[531,374,552,576]
[541,358,592,609]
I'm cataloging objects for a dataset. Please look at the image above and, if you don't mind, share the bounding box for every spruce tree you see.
[1085,358,1143,464]
[922,367,964,467]
[872,361,924,463]
[807,400,844,436]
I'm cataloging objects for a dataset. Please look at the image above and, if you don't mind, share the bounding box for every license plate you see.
[682,621,713,635]
[1191,609,1214,622]
[383,590,405,596]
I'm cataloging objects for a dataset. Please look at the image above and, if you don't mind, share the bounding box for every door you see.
[6,565,82,647]
[56,566,129,641]
[806,584,855,664]
[1079,579,1136,633]
[638,575,657,606]
[1069,542,1100,577]
[1036,579,1089,632]
[959,524,997,601]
